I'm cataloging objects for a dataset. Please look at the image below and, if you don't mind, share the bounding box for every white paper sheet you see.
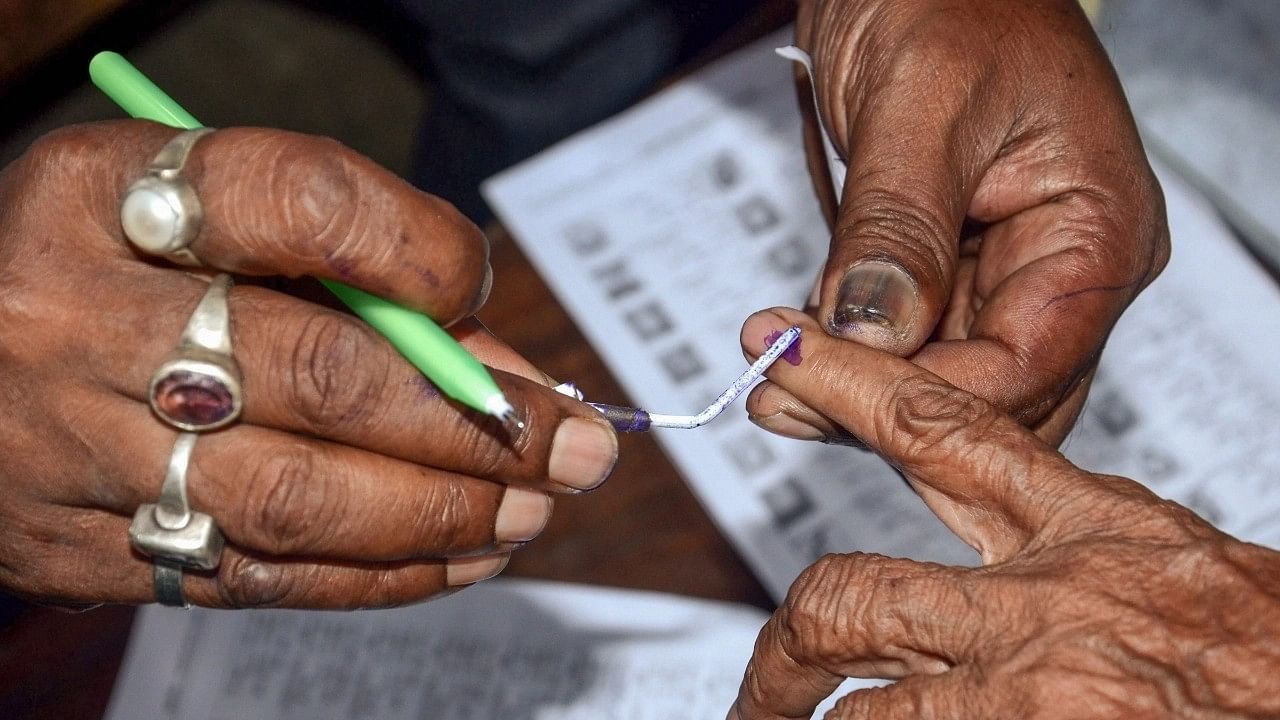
[106,580,879,719]
[104,580,756,719]
[484,30,1280,600]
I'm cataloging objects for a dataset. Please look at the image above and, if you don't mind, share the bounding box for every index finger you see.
[730,553,984,720]
[43,121,488,326]
[740,308,1080,562]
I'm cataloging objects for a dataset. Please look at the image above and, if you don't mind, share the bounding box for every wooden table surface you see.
[0,234,772,720]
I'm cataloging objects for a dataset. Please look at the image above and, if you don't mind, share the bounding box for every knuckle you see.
[412,477,479,551]
[782,553,864,661]
[217,553,292,608]
[1062,182,1169,294]
[881,373,997,457]
[1141,497,1216,544]
[1036,472,1158,543]
[839,187,951,282]
[831,684,926,720]
[829,688,871,718]
[286,312,389,433]
[446,420,514,480]
[19,126,98,181]
[7,127,104,218]
[240,444,341,555]
[266,134,361,256]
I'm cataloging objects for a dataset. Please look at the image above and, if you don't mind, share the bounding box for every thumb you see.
[815,79,979,355]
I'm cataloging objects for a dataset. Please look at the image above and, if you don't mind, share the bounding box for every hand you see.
[729,309,1280,719]
[0,122,618,609]
[753,0,1170,445]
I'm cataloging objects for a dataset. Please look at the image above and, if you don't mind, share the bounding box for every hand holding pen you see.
[0,109,621,608]
[0,49,803,611]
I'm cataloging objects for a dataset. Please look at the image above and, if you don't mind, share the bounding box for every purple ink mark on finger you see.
[329,256,358,281]
[415,265,441,288]
[765,330,803,366]
[407,375,440,399]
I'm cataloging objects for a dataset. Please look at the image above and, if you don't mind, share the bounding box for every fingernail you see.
[823,433,871,450]
[468,264,494,316]
[749,411,826,441]
[549,417,619,490]
[832,260,917,337]
[495,487,553,542]
[446,553,509,586]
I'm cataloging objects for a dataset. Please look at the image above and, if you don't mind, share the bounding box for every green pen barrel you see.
[319,280,499,411]
[88,51,509,419]
[89,52,202,130]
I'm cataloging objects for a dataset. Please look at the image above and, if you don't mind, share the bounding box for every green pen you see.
[89,51,524,431]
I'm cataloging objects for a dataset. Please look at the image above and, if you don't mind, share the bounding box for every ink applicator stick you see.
[89,51,523,432]
[569,325,802,432]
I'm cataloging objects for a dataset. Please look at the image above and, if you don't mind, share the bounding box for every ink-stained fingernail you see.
[495,487,553,542]
[832,260,917,337]
[823,433,871,450]
[549,417,618,490]
[446,553,509,586]
[467,263,494,317]
[750,412,826,441]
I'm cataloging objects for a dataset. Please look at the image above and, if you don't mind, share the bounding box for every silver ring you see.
[153,560,189,608]
[130,433,225,602]
[149,274,243,432]
[120,128,215,266]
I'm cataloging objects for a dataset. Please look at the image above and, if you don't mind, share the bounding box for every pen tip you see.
[499,407,527,434]
[485,396,526,434]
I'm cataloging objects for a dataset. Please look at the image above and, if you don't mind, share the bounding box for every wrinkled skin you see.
[749,0,1170,446]
[0,122,618,609]
[729,309,1280,720]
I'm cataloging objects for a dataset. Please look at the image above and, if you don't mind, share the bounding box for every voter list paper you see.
[106,579,876,720]
[484,30,1280,600]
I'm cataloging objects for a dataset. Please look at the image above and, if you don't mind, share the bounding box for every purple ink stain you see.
[329,256,358,281]
[415,265,441,288]
[765,330,803,366]
[407,375,440,399]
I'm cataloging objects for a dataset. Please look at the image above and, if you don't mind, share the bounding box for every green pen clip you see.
[88,51,523,431]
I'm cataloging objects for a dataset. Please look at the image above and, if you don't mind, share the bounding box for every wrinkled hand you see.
[730,309,1280,719]
[752,0,1169,445]
[0,122,618,609]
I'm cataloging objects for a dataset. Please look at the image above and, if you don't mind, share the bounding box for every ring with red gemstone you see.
[148,274,242,432]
